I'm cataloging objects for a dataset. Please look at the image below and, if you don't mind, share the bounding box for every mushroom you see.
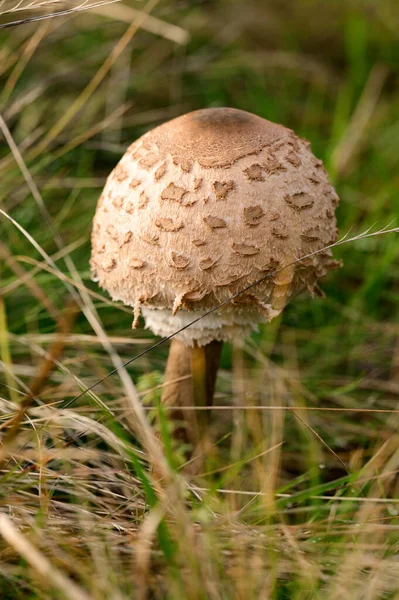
[90,107,340,460]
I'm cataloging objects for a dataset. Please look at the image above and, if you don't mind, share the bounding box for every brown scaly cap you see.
[90,107,340,345]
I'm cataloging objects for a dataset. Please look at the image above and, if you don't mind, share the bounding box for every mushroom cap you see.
[91,107,340,345]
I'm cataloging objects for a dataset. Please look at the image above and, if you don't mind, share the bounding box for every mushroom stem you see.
[161,338,223,460]
[161,338,197,445]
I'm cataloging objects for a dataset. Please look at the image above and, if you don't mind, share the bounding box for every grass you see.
[0,0,399,597]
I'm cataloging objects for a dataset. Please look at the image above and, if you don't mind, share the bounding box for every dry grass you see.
[0,0,398,598]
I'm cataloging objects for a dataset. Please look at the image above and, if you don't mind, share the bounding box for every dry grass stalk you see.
[0,513,94,600]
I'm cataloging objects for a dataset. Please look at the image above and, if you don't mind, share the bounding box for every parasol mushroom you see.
[90,107,340,459]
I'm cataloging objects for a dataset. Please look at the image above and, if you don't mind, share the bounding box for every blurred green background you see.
[0,1,399,598]
[2,0,398,405]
